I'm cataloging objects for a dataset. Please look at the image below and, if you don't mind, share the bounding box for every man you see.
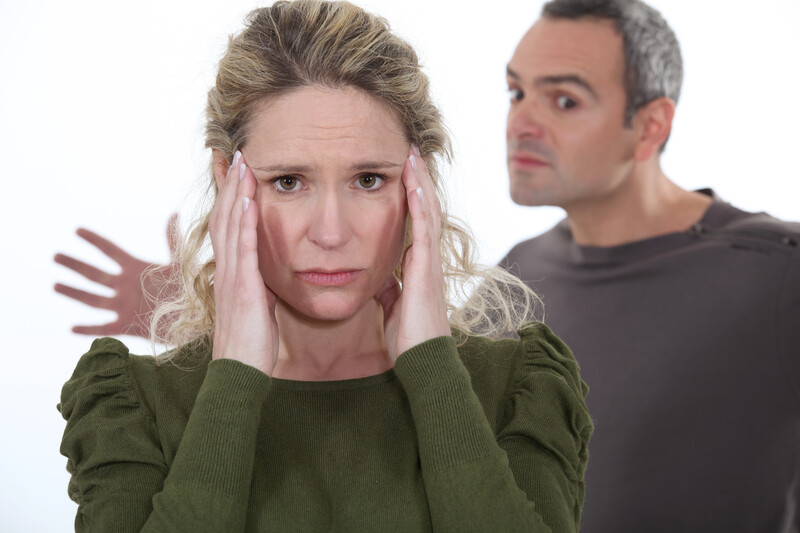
[501,0,800,531]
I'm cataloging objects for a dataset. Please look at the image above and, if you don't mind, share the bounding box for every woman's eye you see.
[555,95,578,110]
[508,87,524,102]
[274,176,301,191]
[354,174,384,190]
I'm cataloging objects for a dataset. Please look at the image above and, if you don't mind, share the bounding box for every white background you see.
[1,0,798,530]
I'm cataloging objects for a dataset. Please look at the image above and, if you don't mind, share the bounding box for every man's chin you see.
[508,170,558,206]
[510,184,556,207]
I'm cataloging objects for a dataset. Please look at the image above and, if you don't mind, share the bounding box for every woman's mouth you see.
[296,270,363,287]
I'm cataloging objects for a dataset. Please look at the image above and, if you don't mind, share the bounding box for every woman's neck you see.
[272,298,392,381]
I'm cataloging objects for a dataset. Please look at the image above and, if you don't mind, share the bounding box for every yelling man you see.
[502,0,800,531]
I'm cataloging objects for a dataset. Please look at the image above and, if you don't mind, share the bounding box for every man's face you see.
[506,17,638,209]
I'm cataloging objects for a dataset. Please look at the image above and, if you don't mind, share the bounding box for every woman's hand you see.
[376,146,451,361]
[209,151,279,375]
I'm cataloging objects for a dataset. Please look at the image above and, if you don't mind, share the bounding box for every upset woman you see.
[58,1,592,531]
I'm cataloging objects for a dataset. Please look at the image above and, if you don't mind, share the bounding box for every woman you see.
[58,1,592,531]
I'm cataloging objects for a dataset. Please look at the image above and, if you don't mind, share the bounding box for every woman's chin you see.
[277,293,378,324]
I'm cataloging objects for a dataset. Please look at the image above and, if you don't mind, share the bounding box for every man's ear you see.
[633,97,676,161]
[212,149,230,189]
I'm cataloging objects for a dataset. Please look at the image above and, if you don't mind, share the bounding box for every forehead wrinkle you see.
[245,86,409,173]
[252,160,403,173]
[291,130,402,141]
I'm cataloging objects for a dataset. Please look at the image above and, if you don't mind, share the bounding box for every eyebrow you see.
[507,66,598,100]
[250,160,404,173]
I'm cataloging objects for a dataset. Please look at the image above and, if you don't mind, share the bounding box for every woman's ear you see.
[212,149,230,189]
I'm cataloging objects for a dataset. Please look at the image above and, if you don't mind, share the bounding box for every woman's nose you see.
[306,193,352,250]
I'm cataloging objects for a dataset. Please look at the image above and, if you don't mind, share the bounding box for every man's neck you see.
[564,162,712,247]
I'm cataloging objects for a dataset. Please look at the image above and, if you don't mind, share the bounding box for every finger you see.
[213,152,242,231]
[54,283,115,310]
[165,213,180,256]
[225,160,252,283]
[54,253,116,287]
[210,150,243,279]
[72,322,122,336]
[402,154,431,251]
[375,275,402,318]
[412,148,437,210]
[75,228,135,265]
[401,150,421,209]
[237,167,260,288]
[408,148,442,237]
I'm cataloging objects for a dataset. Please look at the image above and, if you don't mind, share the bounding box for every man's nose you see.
[507,99,546,140]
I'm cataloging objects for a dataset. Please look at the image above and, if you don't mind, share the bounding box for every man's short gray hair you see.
[542,0,683,132]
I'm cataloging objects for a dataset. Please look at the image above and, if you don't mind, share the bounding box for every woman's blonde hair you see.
[152,0,540,357]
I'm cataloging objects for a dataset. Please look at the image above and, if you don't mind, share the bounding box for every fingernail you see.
[416,187,422,202]
[409,154,417,171]
[233,150,241,166]
[412,144,420,156]
[243,197,250,212]
[239,163,246,180]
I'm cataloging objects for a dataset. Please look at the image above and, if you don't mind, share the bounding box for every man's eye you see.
[355,174,384,190]
[556,95,578,109]
[508,87,524,102]
[274,176,301,191]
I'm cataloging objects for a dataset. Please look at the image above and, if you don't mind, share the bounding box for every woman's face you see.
[242,86,409,322]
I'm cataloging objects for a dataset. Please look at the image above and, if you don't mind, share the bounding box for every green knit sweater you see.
[58,323,592,532]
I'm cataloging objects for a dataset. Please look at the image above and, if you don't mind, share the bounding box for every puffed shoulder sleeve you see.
[58,337,166,531]
[500,323,593,530]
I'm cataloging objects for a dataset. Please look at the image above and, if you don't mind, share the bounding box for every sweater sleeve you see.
[393,323,592,533]
[58,337,271,532]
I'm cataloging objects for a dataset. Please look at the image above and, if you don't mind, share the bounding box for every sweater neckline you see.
[269,368,397,391]
[560,189,739,266]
